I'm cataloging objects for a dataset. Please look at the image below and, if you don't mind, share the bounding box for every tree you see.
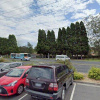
[57,28,63,54]
[27,42,33,54]
[86,15,100,57]
[46,30,56,57]
[66,26,72,56]
[62,27,67,54]
[8,34,19,54]
[80,21,89,58]
[37,29,46,56]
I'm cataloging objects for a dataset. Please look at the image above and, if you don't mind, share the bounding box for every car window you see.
[6,69,25,77]
[17,63,22,66]
[28,67,53,80]
[0,64,4,68]
[56,66,66,78]
[3,65,11,69]
[9,64,17,68]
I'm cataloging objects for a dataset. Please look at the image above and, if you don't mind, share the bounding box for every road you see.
[71,60,100,73]
[8,58,100,73]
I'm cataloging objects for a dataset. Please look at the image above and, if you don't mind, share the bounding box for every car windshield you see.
[28,67,53,80]
[6,69,25,77]
[0,64,4,68]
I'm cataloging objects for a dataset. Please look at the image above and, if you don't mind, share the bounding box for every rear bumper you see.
[25,88,58,100]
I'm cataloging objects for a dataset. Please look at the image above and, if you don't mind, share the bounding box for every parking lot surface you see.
[0,82,100,100]
[5,58,100,73]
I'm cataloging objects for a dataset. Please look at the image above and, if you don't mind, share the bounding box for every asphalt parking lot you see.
[0,82,100,100]
[6,58,100,73]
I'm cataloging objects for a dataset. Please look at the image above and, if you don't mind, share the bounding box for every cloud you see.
[0,0,98,48]
[96,0,100,5]
[71,9,96,19]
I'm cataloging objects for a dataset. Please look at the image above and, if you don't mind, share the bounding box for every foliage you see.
[86,15,100,57]
[74,72,84,80]
[0,58,5,62]
[36,21,89,58]
[88,67,100,80]
[0,35,19,55]
[27,42,33,54]
[94,39,100,56]
[56,60,76,72]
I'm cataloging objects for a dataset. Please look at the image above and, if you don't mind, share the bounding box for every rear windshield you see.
[28,67,53,80]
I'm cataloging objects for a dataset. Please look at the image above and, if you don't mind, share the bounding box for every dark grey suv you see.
[25,64,74,100]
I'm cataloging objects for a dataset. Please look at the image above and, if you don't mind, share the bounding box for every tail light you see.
[48,83,58,92]
[25,79,29,86]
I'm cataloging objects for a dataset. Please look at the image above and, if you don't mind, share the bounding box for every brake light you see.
[48,83,58,91]
[25,79,29,86]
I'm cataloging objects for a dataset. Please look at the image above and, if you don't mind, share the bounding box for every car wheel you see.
[61,87,65,100]
[17,85,24,95]
[70,77,73,85]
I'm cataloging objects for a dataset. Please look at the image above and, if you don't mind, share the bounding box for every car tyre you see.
[61,87,65,100]
[17,85,24,95]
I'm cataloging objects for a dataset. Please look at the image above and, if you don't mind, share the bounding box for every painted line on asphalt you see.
[77,83,100,88]
[70,83,76,100]
[18,94,28,100]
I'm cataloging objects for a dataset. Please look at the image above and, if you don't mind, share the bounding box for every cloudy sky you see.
[0,0,100,48]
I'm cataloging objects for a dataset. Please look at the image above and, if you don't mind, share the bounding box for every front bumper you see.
[0,86,15,96]
[25,88,58,100]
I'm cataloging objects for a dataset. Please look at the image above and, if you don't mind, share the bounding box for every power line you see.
[16,25,67,36]
[0,1,58,16]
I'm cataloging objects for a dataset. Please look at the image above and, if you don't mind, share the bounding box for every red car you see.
[0,66,32,96]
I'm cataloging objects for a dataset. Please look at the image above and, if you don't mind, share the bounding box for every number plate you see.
[35,83,41,87]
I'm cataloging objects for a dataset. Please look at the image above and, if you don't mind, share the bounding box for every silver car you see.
[0,62,23,77]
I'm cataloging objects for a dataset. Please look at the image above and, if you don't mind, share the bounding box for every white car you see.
[21,57,31,61]
[56,55,70,61]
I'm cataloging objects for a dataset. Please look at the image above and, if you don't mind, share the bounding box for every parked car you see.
[21,57,31,61]
[0,66,32,96]
[0,62,23,77]
[25,64,74,100]
[56,55,70,61]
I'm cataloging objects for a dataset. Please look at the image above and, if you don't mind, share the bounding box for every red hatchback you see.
[0,66,32,96]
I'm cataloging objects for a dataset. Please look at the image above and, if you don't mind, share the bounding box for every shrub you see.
[88,67,100,80]
[74,72,84,80]
[56,60,76,72]
[0,58,5,62]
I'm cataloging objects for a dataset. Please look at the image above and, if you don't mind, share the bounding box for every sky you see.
[0,0,100,48]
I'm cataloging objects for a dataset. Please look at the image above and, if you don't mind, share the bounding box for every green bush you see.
[56,60,76,72]
[88,67,100,80]
[74,72,84,80]
[0,58,5,62]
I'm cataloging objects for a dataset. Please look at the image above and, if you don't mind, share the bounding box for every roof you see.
[32,64,65,68]
[16,66,32,69]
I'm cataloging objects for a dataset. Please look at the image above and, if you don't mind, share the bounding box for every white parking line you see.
[70,83,76,100]
[77,83,100,88]
[18,94,28,100]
